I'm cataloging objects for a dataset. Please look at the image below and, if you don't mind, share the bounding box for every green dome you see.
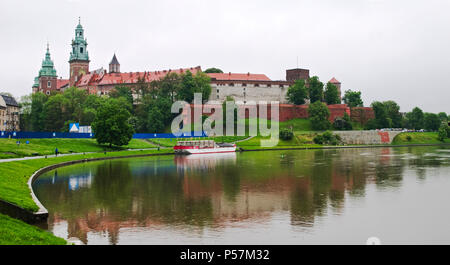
[38,44,57,77]
[32,76,39,88]
[70,18,89,62]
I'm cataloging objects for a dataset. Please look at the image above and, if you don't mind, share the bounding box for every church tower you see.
[109,54,120,73]
[36,43,58,95]
[69,18,90,87]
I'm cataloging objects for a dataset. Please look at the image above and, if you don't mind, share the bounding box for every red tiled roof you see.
[76,66,202,87]
[56,79,69,89]
[207,72,271,81]
[329,77,340,84]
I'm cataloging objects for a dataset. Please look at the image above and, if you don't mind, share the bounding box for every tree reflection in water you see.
[32,146,450,244]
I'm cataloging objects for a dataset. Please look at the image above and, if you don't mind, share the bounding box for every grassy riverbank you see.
[0,138,156,159]
[0,149,173,212]
[392,132,450,145]
[0,213,66,245]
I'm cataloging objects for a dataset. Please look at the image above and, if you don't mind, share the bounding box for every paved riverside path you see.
[0,147,167,163]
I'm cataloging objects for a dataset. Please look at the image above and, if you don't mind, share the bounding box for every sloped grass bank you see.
[392,132,450,145]
[0,213,66,245]
[0,138,155,159]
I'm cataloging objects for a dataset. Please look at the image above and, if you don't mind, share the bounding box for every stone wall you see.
[334,131,401,145]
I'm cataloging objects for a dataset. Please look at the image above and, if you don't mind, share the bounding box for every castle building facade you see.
[32,20,342,105]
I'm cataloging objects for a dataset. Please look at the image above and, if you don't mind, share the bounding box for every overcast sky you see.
[1,0,449,113]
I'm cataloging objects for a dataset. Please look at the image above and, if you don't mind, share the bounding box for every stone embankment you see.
[334,131,401,145]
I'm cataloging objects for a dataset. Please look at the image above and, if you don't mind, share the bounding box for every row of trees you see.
[367,101,449,131]
[19,71,211,146]
[286,76,364,108]
[305,99,449,133]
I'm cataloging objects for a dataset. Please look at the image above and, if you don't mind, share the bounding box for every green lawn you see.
[392,132,450,145]
[0,138,156,159]
[0,149,173,212]
[0,213,66,245]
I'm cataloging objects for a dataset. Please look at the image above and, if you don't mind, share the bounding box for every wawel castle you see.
[32,19,342,104]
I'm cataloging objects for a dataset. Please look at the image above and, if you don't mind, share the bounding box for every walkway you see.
[0,148,160,163]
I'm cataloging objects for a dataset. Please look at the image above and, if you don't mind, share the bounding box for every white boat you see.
[174,140,236,155]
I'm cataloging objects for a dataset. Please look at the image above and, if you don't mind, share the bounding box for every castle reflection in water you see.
[32,146,450,244]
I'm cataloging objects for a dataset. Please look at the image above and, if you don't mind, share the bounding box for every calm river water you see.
[33,146,450,245]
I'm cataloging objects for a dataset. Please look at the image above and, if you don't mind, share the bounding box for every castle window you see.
[229,83,234,87]
[267,84,271,87]
[80,47,84,53]
[47,81,51,88]
[254,84,259,87]
[242,83,247,87]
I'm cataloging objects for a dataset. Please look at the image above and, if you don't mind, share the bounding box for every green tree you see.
[307,76,324,103]
[147,97,173,133]
[43,94,68,131]
[371,101,390,129]
[194,71,212,102]
[155,72,182,102]
[286,79,308,105]
[92,98,134,147]
[19,95,32,131]
[177,71,196,102]
[80,94,104,125]
[382,100,403,128]
[423,113,441,131]
[110,85,133,106]
[342,90,363,107]
[324,82,341,104]
[204,68,223,73]
[62,87,88,123]
[438,112,448,122]
[308,101,331,130]
[30,92,48,131]
[405,107,424,130]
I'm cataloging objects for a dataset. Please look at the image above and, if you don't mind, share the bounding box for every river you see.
[32,146,450,245]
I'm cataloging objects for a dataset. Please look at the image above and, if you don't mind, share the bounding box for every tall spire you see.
[39,43,57,77]
[70,18,89,62]
[109,53,120,73]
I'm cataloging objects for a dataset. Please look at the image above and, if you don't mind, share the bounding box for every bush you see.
[438,124,448,142]
[280,129,294,141]
[322,130,333,142]
[406,135,412,142]
[313,131,341,145]
[313,134,324,144]
[333,115,353,130]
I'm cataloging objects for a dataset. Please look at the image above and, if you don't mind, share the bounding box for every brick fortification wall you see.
[188,103,367,123]
[350,107,375,124]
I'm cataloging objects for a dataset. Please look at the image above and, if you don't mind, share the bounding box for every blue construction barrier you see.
[0,131,208,139]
